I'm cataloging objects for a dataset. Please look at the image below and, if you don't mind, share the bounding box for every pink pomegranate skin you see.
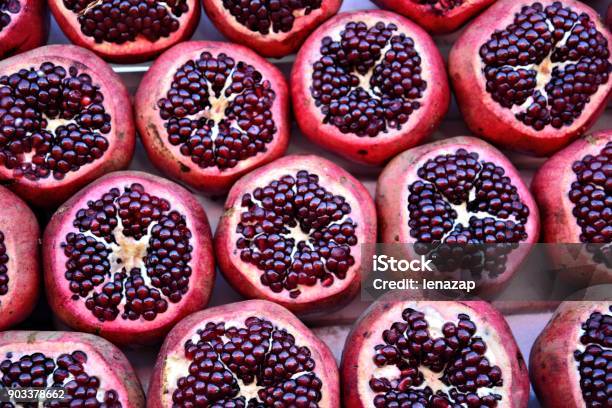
[0,45,135,208]
[0,186,40,331]
[0,0,48,58]
[202,0,342,57]
[530,301,611,408]
[0,331,145,407]
[291,10,450,166]
[373,0,496,34]
[449,0,612,156]
[148,300,340,408]
[43,171,215,346]
[135,41,290,195]
[341,296,531,407]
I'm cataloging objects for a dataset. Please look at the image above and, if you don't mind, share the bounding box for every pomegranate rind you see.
[135,40,290,195]
[0,0,49,58]
[449,0,612,157]
[202,0,342,57]
[0,45,135,208]
[0,330,145,407]
[0,186,40,331]
[376,136,541,295]
[532,130,612,285]
[291,10,450,166]
[48,0,200,63]
[373,0,496,35]
[42,171,215,346]
[341,296,530,407]
[214,154,377,314]
[530,301,611,408]
[148,299,340,408]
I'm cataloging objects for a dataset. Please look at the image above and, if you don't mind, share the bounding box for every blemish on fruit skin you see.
[358,150,368,155]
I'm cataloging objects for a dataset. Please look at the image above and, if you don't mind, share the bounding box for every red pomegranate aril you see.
[215,154,376,314]
[0,185,40,331]
[0,0,48,59]
[291,10,450,165]
[203,0,342,58]
[450,0,612,156]
[0,331,145,407]
[135,41,290,195]
[43,171,215,346]
[148,300,340,408]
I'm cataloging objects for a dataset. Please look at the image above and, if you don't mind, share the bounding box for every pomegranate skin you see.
[43,171,215,346]
[341,296,530,407]
[0,331,145,407]
[48,0,200,63]
[202,0,342,58]
[530,301,611,408]
[449,0,612,156]
[215,154,377,314]
[148,300,340,408]
[373,0,496,35]
[0,45,135,208]
[532,130,612,286]
[0,0,49,58]
[291,10,450,166]
[0,186,40,331]
[135,41,290,195]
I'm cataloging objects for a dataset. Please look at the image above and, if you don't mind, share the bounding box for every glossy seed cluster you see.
[479,1,611,131]
[413,0,463,13]
[62,0,188,44]
[574,306,611,407]
[222,0,322,35]
[173,316,323,407]
[311,20,426,137]
[61,183,193,323]
[0,350,121,407]
[158,51,277,170]
[236,170,358,298]
[0,0,20,31]
[0,232,7,304]
[0,62,111,181]
[370,308,504,407]
[408,148,530,278]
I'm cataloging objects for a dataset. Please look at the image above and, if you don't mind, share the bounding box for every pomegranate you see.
[43,171,215,346]
[148,299,340,407]
[202,0,342,58]
[532,130,611,286]
[0,45,135,208]
[135,41,290,195]
[376,136,540,295]
[530,301,611,408]
[0,185,40,331]
[0,331,145,406]
[0,0,48,59]
[291,10,450,166]
[48,0,199,63]
[215,154,376,314]
[373,0,497,35]
[341,296,530,407]
[449,0,612,156]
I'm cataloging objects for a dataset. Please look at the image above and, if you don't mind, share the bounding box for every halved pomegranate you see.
[449,0,612,156]
[43,171,215,346]
[376,136,540,295]
[49,0,199,62]
[532,130,611,286]
[291,10,450,166]
[148,300,340,407]
[0,45,135,208]
[0,186,39,331]
[531,301,611,408]
[373,0,497,34]
[215,154,376,314]
[135,41,290,195]
[341,296,530,407]
[0,0,48,58]
[202,0,342,58]
[0,331,145,406]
